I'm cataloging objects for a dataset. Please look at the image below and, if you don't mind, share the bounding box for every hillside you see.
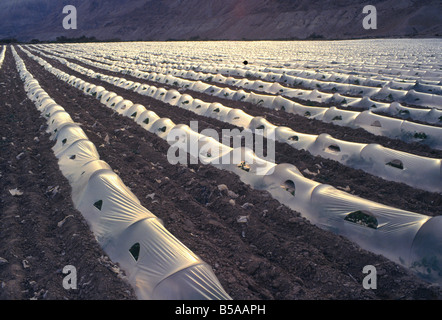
[1,0,441,42]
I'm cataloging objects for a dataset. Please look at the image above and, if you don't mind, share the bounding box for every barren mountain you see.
[1,0,441,41]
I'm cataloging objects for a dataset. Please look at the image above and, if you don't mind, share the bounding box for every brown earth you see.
[3,45,440,300]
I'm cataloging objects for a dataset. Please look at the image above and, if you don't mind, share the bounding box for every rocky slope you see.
[1,0,441,41]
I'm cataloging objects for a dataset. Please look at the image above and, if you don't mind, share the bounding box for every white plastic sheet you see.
[20,45,442,284]
[13,47,232,300]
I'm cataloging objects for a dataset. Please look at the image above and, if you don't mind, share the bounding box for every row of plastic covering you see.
[12,47,231,300]
[25,48,442,193]
[0,46,6,69]
[42,42,441,86]
[144,67,442,125]
[21,47,442,284]
[89,52,442,119]
[280,63,442,82]
[128,69,442,149]
[125,64,442,126]
[255,65,442,93]
[209,67,442,108]
[130,49,442,82]
[238,65,440,88]
[54,46,442,110]
[147,52,442,83]
[39,47,442,149]
[125,64,442,130]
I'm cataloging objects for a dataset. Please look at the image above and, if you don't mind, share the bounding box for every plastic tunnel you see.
[18,45,442,285]
[13,47,232,300]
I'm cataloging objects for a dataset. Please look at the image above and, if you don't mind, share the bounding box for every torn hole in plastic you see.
[237,161,250,172]
[371,120,382,127]
[386,159,404,170]
[129,242,140,262]
[344,210,378,229]
[93,200,103,211]
[326,145,341,153]
[281,180,296,196]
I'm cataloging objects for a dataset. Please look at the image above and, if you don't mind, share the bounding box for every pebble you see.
[57,215,74,228]
[16,152,25,160]
[217,184,228,192]
[337,185,351,192]
[303,168,318,176]
[9,188,23,196]
[237,216,249,223]
[0,257,9,266]
[227,190,239,199]
[241,202,254,209]
[22,259,30,269]
[146,193,155,200]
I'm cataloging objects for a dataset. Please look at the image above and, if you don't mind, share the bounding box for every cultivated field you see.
[1,39,441,300]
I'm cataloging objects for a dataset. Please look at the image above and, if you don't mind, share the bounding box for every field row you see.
[17,45,442,286]
[12,46,233,300]
[16,44,436,300]
[25,46,442,194]
[35,45,442,142]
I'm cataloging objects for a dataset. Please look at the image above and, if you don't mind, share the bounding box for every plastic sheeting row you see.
[57,46,442,113]
[139,66,442,126]
[12,47,232,300]
[0,46,6,69]
[25,48,442,193]
[89,52,442,122]
[40,47,442,149]
[20,46,442,284]
[44,42,441,85]
[140,50,442,85]
[240,65,440,89]
[207,65,442,108]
